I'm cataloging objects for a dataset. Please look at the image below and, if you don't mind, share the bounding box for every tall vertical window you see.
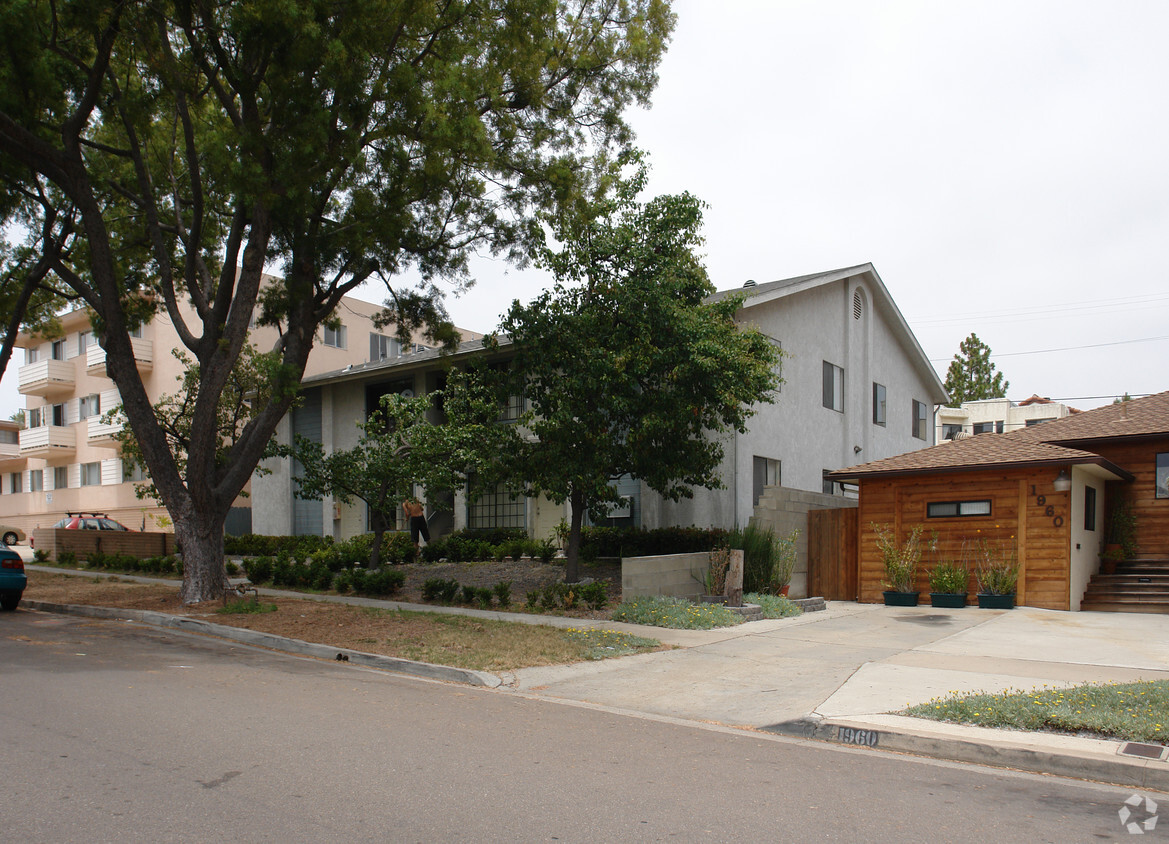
[872,383,886,426]
[1084,486,1097,531]
[323,324,347,349]
[80,462,102,486]
[29,470,43,492]
[9,472,22,494]
[369,333,399,361]
[78,331,92,354]
[912,400,928,440]
[52,403,66,426]
[51,339,66,360]
[53,466,68,489]
[28,407,43,428]
[822,361,844,412]
[1157,453,1169,499]
[26,347,39,363]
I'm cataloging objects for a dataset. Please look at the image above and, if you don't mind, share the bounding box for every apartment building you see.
[0,294,480,537]
[935,394,1075,442]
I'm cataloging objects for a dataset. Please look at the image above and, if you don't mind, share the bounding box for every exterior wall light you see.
[1053,467,1072,492]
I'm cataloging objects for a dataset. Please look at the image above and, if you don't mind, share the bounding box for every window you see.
[80,462,102,486]
[1084,486,1097,531]
[79,394,100,420]
[26,347,39,363]
[323,324,347,349]
[499,391,524,422]
[468,481,525,529]
[872,383,886,426]
[0,428,15,445]
[927,499,992,518]
[78,331,91,355]
[53,466,68,489]
[29,470,43,492]
[822,470,837,495]
[28,407,43,428]
[9,472,22,494]
[51,339,66,360]
[822,361,844,412]
[370,333,399,362]
[752,457,781,506]
[973,421,1004,435]
[912,400,928,440]
[124,462,148,483]
[1157,453,1169,499]
[1025,417,1056,427]
[52,403,66,426]
[942,424,963,440]
[128,325,142,338]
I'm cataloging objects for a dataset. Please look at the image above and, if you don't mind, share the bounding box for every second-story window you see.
[912,400,928,440]
[370,333,399,361]
[79,394,101,420]
[872,382,886,426]
[323,324,347,349]
[51,339,66,360]
[78,331,91,355]
[822,361,844,412]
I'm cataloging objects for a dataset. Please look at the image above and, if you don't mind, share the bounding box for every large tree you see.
[0,0,673,601]
[496,172,782,582]
[944,332,1009,405]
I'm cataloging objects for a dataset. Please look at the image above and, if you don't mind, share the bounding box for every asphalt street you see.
[1,610,1158,842]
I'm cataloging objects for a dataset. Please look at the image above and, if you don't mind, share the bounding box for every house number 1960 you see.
[1029,486,1063,527]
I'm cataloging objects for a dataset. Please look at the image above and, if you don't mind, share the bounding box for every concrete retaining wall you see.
[621,552,710,602]
[749,485,857,598]
[32,528,176,562]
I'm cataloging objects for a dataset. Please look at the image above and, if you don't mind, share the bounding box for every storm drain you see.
[1118,742,1168,761]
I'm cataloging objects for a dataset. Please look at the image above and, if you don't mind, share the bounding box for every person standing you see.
[402,497,430,560]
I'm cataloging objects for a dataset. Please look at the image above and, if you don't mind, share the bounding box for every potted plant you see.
[1099,545,1124,575]
[975,538,1018,609]
[769,528,799,597]
[696,546,730,604]
[928,559,968,608]
[1104,499,1138,562]
[874,523,923,606]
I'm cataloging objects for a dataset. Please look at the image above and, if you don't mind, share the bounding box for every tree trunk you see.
[175,506,227,604]
[565,488,586,584]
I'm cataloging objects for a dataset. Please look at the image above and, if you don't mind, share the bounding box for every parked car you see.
[1,525,25,547]
[51,513,132,532]
[0,546,26,610]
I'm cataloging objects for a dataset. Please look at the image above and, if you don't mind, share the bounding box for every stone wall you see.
[748,485,857,598]
[621,552,710,602]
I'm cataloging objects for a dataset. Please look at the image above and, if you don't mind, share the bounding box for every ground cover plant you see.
[743,592,802,619]
[564,628,661,660]
[611,595,743,629]
[902,680,1168,743]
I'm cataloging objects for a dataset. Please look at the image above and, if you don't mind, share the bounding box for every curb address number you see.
[837,727,879,747]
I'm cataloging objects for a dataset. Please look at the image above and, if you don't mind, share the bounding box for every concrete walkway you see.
[20,560,1169,791]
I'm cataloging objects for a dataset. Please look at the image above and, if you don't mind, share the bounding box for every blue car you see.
[0,547,26,611]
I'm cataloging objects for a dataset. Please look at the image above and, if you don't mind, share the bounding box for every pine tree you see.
[944,333,1009,404]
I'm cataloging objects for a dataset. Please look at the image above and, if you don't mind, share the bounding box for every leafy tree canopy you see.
[496,168,783,581]
[944,332,1009,405]
[0,0,673,601]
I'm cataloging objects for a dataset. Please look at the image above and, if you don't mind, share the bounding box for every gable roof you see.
[710,263,948,406]
[829,390,1169,482]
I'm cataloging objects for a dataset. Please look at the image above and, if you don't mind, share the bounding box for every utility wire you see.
[928,334,1169,363]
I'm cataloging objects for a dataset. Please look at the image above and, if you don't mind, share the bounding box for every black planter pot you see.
[977,593,1015,609]
[930,592,968,608]
[883,590,920,607]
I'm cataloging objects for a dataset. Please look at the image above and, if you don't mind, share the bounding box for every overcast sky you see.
[4,0,1167,418]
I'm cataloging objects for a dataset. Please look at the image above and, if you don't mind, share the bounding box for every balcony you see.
[87,416,124,449]
[19,425,76,458]
[18,359,75,398]
[86,337,154,376]
[0,437,24,471]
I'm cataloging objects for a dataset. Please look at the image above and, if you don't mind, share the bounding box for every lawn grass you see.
[902,680,1169,744]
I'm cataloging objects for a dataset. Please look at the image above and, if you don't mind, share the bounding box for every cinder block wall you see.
[748,486,857,598]
[621,552,710,602]
[32,529,177,562]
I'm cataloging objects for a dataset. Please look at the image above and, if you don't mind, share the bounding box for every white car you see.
[1,525,26,547]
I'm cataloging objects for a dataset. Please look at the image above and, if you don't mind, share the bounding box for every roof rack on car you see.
[66,512,109,518]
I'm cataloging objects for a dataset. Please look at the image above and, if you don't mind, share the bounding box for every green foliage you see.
[743,592,803,619]
[242,556,275,585]
[462,584,479,604]
[564,627,660,660]
[217,600,278,615]
[57,550,77,567]
[943,333,1009,404]
[903,680,1169,744]
[492,581,512,607]
[970,537,1018,595]
[496,169,782,581]
[0,0,673,604]
[928,560,969,594]
[33,549,48,563]
[611,595,743,629]
[579,526,728,560]
[422,577,461,603]
[1105,499,1138,559]
[475,588,495,609]
[346,568,405,598]
[873,523,924,592]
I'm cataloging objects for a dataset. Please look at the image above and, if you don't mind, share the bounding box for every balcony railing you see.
[17,359,75,398]
[18,424,76,457]
[87,416,124,449]
[86,337,154,376]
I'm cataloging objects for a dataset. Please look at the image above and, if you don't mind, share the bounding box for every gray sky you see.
[4,0,1166,418]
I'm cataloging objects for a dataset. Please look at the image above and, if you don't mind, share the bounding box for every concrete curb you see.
[761,714,1169,792]
[24,600,502,689]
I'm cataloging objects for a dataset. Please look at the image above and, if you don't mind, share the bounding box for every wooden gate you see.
[807,508,858,601]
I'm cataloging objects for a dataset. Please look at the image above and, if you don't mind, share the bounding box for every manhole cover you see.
[1119,742,1167,760]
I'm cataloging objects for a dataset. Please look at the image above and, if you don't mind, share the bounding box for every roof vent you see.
[743,279,756,288]
[853,289,864,320]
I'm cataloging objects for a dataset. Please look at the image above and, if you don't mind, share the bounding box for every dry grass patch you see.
[22,572,662,672]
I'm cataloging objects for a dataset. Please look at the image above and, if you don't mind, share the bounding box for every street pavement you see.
[17,554,1169,793]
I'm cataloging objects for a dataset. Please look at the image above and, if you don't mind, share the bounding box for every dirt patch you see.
[21,559,628,671]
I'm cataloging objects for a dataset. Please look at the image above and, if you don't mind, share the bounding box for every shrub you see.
[492,581,512,607]
[525,589,540,609]
[461,584,478,604]
[578,526,729,561]
[928,560,968,594]
[873,523,923,592]
[475,587,494,609]
[731,524,779,595]
[243,556,274,584]
[578,581,608,610]
[33,549,48,562]
[423,577,460,602]
[57,550,77,567]
[308,560,335,591]
[225,560,240,577]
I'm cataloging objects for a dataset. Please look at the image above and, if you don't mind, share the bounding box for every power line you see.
[928,334,1169,363]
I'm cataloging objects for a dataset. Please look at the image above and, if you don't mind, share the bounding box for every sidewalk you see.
[21,562,1169,792]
